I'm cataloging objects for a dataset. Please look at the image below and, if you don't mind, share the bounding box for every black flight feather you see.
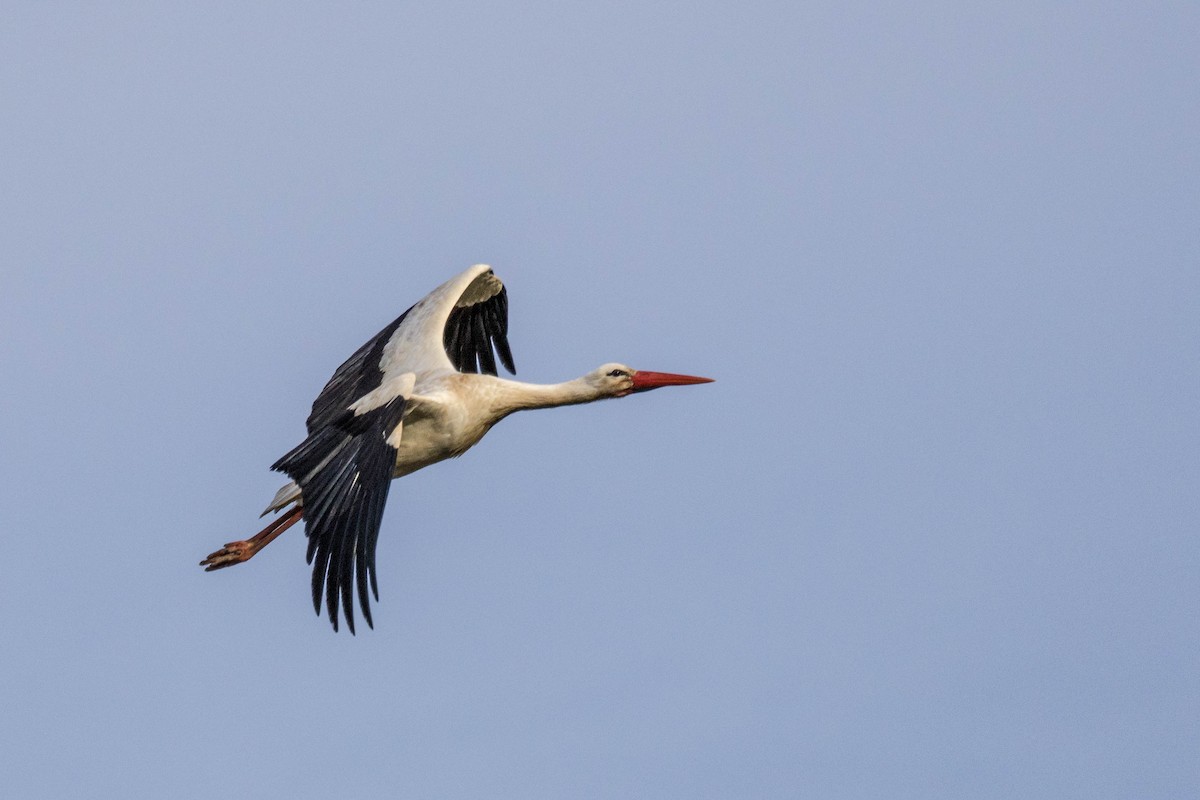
[474,311,497,375]
[442,286,515,377]
[272,397,406,633]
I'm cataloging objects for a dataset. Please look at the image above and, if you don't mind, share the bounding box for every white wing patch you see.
[350,372,416,416]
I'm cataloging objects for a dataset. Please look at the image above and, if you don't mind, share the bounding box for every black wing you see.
[272,398,407,633]
[443,286,516,376]
[305,308,413,434]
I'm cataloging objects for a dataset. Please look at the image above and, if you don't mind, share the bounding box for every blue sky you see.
[2,3,1197,797]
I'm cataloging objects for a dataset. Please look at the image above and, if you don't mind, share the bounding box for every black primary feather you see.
[272,397,406,633]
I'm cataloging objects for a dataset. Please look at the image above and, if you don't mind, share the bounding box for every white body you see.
[265,265,625,514]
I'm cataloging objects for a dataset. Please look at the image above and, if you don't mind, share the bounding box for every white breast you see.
[391,372,504,478]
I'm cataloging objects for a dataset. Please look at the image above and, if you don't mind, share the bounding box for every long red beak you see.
[630,370,715,393]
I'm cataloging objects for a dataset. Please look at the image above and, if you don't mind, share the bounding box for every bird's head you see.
[588,363,714,398]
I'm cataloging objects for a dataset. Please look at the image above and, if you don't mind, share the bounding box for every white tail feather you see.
[261,480,302,517]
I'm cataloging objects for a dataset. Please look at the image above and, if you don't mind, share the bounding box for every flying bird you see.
[201,265,712,632]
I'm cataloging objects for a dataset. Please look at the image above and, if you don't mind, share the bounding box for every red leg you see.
[200,505,304,571]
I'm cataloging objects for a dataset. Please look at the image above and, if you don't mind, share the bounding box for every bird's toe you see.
[199,541,252,571]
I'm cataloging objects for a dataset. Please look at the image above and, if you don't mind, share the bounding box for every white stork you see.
[201,265,712,633]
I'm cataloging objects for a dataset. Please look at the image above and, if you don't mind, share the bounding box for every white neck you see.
[489,376,607,417]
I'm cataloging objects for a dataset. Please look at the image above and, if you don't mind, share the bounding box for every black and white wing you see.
[272,376,412,633]
[378,264,515,379]
[305,265,515,434]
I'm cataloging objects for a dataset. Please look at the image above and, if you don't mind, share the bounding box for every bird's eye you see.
[608,369,626,378]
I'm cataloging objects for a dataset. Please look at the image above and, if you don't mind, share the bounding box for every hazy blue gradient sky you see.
[2,3,1197,798]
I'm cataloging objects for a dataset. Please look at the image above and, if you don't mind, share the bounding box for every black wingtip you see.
[287,396,403,635]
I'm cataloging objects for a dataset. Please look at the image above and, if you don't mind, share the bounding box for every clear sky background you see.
[2,4,1197,798]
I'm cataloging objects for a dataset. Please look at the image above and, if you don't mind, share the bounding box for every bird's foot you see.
[200,540,258,571]
[200,505,303,572]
